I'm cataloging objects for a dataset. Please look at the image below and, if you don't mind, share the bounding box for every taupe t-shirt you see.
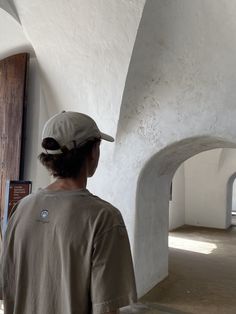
[0,189,137,314]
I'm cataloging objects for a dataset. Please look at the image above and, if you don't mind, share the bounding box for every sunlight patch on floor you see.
[0,300,4,314]
[169,236,217,254]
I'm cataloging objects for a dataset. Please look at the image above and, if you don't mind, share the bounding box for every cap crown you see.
[42,112,102,151]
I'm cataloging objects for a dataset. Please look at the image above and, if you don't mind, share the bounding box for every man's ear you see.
[91,141,100,160]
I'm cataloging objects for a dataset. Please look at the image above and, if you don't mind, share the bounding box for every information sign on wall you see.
[2,180,32,235]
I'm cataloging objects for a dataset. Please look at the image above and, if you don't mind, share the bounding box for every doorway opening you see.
[140,147,236,313]
[232,179,236,224]
[134,138,236,297]
[227,173,236,227]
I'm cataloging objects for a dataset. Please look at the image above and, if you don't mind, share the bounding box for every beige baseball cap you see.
[42,111,114,154]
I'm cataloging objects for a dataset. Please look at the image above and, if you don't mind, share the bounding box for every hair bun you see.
[42,137,60,150]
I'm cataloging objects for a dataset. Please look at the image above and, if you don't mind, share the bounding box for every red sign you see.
[7,181,32,218]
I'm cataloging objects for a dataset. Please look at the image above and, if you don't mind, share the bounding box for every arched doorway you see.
[232,180,236,225]
[134,136,236,296]
[170,148,236,231]
[140,147,236,312]
[227,173,236,226]
[136,143,236,313]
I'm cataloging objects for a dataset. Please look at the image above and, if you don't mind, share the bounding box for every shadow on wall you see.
[116,0,167,142]
[0,1,20,24]
[23,60,61,191]
[0,8,34,60]
[134,135,236,296]
[38,62,62,117]
[0,5,57,190]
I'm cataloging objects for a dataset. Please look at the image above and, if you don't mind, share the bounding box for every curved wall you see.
[114,0,236,295]
[13,0,146,132]
[0,0,20,23]
[9,0,146,195]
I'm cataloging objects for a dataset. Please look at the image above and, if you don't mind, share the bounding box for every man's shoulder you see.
[89,194,118,211]
[88,195,125,234]
[89,194,121,217]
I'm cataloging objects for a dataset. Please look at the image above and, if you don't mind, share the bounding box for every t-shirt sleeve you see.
[91,210,137,314]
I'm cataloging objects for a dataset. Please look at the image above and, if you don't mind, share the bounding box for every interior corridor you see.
[140,225,236,314]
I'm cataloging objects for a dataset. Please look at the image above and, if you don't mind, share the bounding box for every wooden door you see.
[0,53,29,223]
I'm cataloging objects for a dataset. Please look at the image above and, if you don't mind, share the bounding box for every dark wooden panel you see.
[0,53,29,221]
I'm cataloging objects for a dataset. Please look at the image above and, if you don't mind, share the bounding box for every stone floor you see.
[121,303,188,313]
[141,224,236,314]
[232,215,236,225]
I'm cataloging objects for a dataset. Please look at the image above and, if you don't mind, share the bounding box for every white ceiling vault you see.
[0,0,20,23]
[4,0,146,134]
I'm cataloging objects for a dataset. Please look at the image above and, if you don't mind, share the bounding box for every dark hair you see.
[38,137,100,178]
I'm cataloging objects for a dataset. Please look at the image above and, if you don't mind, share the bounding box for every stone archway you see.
[134,136,236,295]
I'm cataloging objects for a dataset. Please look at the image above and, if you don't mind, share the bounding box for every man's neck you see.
[46,176,87,191]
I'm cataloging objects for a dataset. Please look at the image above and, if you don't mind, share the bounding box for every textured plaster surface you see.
[114,0,236,295]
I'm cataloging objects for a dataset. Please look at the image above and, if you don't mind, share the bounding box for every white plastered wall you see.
[170,148,236,231]
[13,0,146,130]
[0,2,49,191]
[0,7,31,59]
[185,149,226,228]
[115,0,236,295]
[10,0,146,193]
[23,57,50,191]
[233,181,236,212]
[169,164,185,231]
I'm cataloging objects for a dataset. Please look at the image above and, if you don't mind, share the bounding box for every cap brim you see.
[100,132,114,142]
